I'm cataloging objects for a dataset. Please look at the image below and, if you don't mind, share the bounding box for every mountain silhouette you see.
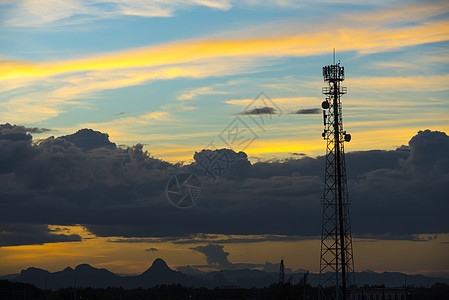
[8,258,449,290]
[146,258,170,272]
[140,257,178,280]
[74,264,120,288]
[126,257,199,289]
[19,264,121,290]
[19,267,49,288]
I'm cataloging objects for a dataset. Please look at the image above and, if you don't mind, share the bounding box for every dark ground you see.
[1,279,449,300]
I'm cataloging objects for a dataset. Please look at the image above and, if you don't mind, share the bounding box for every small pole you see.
[404,274,407,300]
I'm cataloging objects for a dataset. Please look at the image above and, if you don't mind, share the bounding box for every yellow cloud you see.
[3,17,446,123]
[2,18,448,82]
[0,60,257,123]
[178,86,228,100]
[348,74,449,92]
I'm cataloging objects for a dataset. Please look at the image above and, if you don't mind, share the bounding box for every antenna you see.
[333,48,335,65]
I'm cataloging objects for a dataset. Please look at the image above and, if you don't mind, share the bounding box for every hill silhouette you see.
[6,258,449,290]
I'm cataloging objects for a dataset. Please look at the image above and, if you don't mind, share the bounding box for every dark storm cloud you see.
[0,123,33,141]
[0,124,448,246]
[406,129,449,177]
[0,124,177,245]
[293,108,321,114]
[239,106,277,115]
[346,130,449,236]
[0,223,81,247]
[59,128,116,151]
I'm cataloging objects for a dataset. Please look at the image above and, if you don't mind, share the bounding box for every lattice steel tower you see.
[318,55,355,300]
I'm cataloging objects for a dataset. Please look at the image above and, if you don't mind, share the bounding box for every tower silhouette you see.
[279,258,285,285]
[318,55,355,300]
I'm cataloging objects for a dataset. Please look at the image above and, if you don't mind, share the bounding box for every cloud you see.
[4,0,409,28]
[3,0,232,27]
[178,86,228,101]
[293,108,320,115]
[0,123,50,138]
[239,106,277,115]
[190,243,262,270]
[262,261,293,274]
[406,129,449,178]
[177,79,245,101]
[191,244,232,268]
[2,1,448,123]
[108,233,317,245]
[170,234,315,244]
[4,18,448,82]
[29,128,52,134]
[145,247,158,252]
[226,97,313,106]
[346,0,449,25]
[0,223,81,247]
[0,58,261,123]
[348,74,449,92]
[177,251,298,273]
[0,125,448,247]
[57,128,116,151]
[66,110,175,146]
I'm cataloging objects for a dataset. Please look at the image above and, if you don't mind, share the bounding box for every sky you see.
[0,0,448,280]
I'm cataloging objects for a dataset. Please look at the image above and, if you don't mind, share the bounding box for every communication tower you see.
[279,258,285,285]
[318,53,355,300]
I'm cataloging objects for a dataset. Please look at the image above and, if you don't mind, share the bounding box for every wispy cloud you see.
[348,74,449,92]
[178,86,228,100]
[239,107,277,115]
[3,0,404,28]
[177,79,248,100]
[0,59,259,123]
[3,0,233,27]
[294,108,320,115]
[3,18,449,81]
[226,97,320,106]
[346,0,449,25]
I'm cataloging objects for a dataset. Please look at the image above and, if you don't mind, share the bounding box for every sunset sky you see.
[0,0,448,280]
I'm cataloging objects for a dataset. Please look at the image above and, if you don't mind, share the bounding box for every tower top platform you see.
[323,63,345,82]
